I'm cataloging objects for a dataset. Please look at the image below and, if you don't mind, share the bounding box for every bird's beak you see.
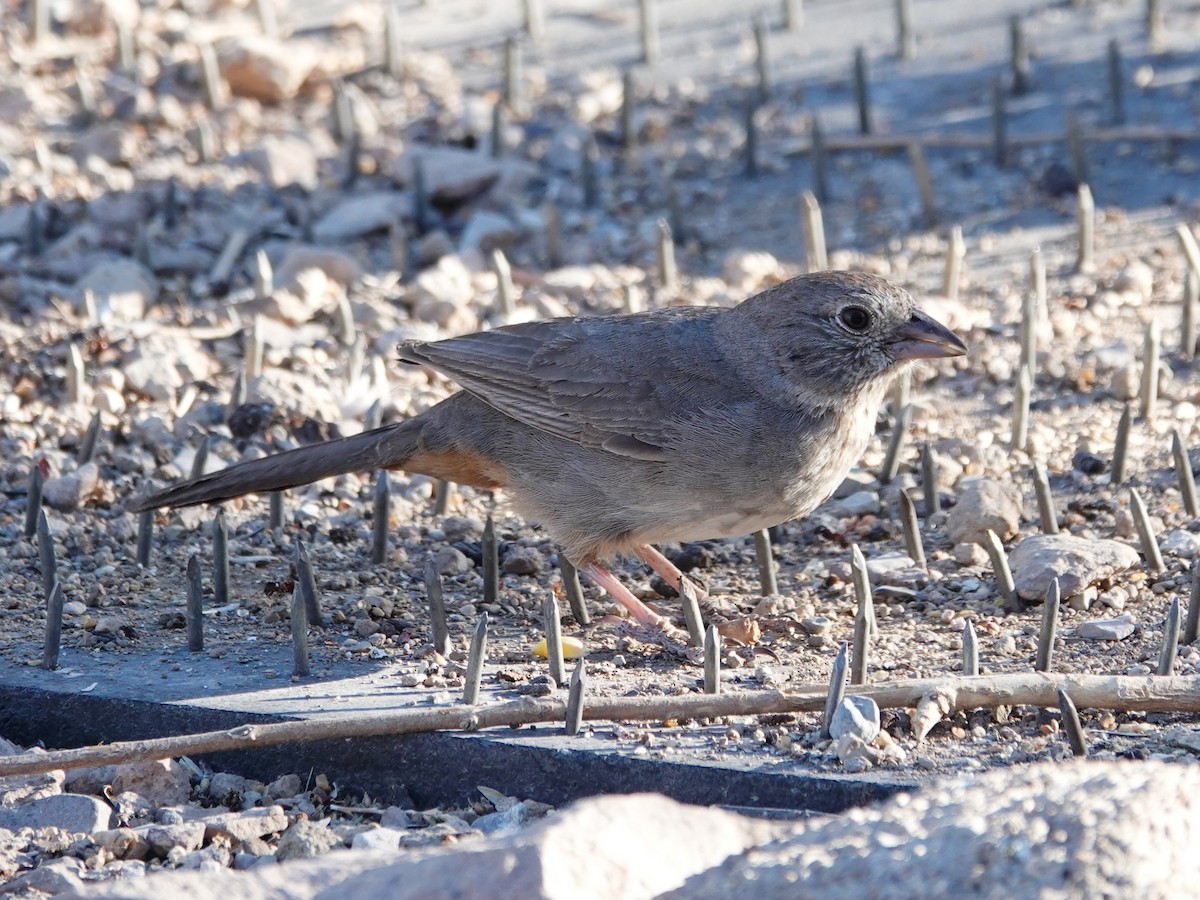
[890,309,967,360]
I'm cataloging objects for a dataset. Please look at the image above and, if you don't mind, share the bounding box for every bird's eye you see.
[838,306,871,332]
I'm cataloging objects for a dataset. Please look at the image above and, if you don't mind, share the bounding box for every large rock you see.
[1009,534,1141,602]
[672,762,1200,898]
[313,193,408,243]
[0,793,112,834]
[243,134,320,190]
[945,477,1022,545]
[110,759,191,807]
[217,36,317,103]
[75,258,158,323]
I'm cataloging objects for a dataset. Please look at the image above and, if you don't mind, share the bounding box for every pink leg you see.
[634,545,707,598]
[582,562,667,627]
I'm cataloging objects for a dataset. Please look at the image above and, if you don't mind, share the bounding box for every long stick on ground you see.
[3,673,1200,778]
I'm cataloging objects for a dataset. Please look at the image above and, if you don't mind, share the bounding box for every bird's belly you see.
[643,499,800,544]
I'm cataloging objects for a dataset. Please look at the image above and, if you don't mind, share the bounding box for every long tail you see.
[129,418,423,511]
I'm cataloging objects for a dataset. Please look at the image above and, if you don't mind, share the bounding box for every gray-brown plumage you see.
[131,271,965,624]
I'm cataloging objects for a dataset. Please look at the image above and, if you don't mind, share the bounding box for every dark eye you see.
[839,306,871,332]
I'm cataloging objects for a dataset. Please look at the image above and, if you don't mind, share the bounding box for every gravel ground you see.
[2,0,1200,890]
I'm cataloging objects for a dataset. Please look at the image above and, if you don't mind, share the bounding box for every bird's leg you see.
[634,545,708,599]
[581,562,667,627]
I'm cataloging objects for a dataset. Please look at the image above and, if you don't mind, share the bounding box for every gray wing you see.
[398,310,733,462]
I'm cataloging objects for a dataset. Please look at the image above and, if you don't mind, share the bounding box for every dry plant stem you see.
[1076,183,1094,272]
[962,620,979,676]
[1182,272,1198,361]
[463,613,488,706]
[639,0,660,65]
[895,0,915,60]
[1141,318,1160,422]
[9,673,1200,779]
[424,557,451,656]
[482,515,499,604]
[291,584,309,678]
[135,509,154,568]
[434,480,453,517]
[982,529,1019,610]
[1035,578,1061,673]
[908,143,936,226]
[657,218,676,291]
[898,490,926,570]
[704,624,721,695]
[294,541,322,627]
[853,47,871,135]
[821,642,849,739]
[1032,460,1059,534]
[851,544,877,637]
[42,581,63,671]
[1012,364,1031,451]
[1056,689,1088,757]
[920,441,938,518]
[371,472,390,565]
[1111,403,1132,485]
[1176,223,1200,277]
[36,509,56,602]
[185,554,203,652]
[1158,596,1181,677]
[491,250,516,317]
[879,403,912,484]
[1185,560,1200,645]
[754,529,778,596]
[558,557,590,626]
[801,190,827,271]
[1130,488,1166,573]
[942,225,964,302]
[679,577,705,647]
[564,661,586,736]
[1171,429,1199,517]
[212,510,230,607]
[24,465,44,538]
[544,595,566,688]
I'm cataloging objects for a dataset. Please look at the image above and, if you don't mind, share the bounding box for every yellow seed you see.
[531,636,586,660]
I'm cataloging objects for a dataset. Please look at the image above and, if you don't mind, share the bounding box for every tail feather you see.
[129,419,422,511]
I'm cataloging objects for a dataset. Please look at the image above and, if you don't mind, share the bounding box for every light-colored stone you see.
[203,806,288,843]
[76,258,157,323]
[275,819,342,861]
[1075,614,1136,641]
[0,793,112,834]
[945,478,1022,545]
[828,490,882,518]
[313,193,408,243]
[433,546,473,576]
[110,759,191,808]
[502,547,545,576]
[1009,534,1141,602]
[217,36,318,103]
[459,210,516,253]
[351,827,403,851]
[42,463,99,511]
[829,696,881,744]
[243,135,320,190]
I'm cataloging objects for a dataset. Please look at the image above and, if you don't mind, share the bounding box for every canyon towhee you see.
[131,271,966,625]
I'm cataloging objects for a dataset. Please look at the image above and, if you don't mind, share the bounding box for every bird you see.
[130,271,966,627]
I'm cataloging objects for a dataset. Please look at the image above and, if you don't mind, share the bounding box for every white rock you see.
[42,463,99,511]
[217,36,318,103]
[459,209,517,252]
[314,193,408,243]
[352,827,404,851]
[1076,614,1136,641]
[76,257,158,323]
[1009,534,1141,602]
[945,478,1022,545]
[243,134,320,190]
[829,696,881,744]
[1162,530,1200,559]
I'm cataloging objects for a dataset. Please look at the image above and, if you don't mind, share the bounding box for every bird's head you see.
[726,271,966,409]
